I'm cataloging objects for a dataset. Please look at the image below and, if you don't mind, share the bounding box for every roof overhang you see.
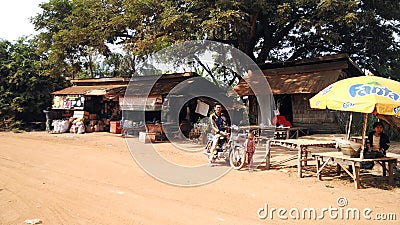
[52,85,127,96]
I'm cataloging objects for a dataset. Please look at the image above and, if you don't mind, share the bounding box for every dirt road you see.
[0,132,399,224]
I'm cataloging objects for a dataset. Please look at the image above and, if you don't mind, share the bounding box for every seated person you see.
[362,121,390,169]
[272,115,292,127]
[208,103,229,163]
[365,121,390,157]
[179,119,192,138]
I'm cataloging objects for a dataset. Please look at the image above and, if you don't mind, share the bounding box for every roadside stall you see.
[121,73,200,141]
[49,73,242,139]
[121,73,240,142]
[51,85,126,134]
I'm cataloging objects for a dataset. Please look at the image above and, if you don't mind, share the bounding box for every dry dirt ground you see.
[1,131,399,225]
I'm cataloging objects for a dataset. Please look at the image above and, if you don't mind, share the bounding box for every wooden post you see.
[388,161,394,185]
[265,140,271,169]
[346,112,353,140]
[353,162,361,189]
[360,113,368,159]
[303,147,308,166]
[383,162,387,177]
[298,146,303,178]
[336,164,341,176]
[316,157,322,180]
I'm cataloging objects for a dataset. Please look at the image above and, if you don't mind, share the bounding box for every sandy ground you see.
[1,131,400,225]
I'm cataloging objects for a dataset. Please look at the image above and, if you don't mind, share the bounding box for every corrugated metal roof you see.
[119,96,163,111]
[124,75,229,97]
[52,73,200,97]
[123,76,237,108]
[124,77,194,96]
[52,85,126,95]
[69,72,195,86]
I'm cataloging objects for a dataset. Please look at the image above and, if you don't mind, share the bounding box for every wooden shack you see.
[234,54,364,134]
[120,72,233,123]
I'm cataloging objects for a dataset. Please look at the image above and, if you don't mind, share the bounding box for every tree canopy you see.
[32,0,399,79]
[0,38,67,129]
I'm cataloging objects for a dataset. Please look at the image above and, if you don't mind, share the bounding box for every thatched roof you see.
[234,54,363,96]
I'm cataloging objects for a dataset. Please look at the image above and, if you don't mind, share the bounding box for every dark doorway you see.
[274,95,293,123]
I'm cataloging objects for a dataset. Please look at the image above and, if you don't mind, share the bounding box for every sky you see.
[0,0,44,42]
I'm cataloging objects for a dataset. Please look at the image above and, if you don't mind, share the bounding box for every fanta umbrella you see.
[309,75,400,158]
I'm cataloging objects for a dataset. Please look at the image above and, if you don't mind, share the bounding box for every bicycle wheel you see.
[229,146,246,170]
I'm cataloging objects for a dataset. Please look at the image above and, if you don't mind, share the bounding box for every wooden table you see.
[238,126,309,140]
[274,127,309,139]
[313,152,397,189]
[266,139,336,178]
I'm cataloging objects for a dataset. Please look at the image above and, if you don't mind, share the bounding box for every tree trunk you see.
[88,55,94,78]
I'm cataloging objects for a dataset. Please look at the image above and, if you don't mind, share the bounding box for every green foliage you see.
[98,52,136,77]
[30,0,399,80]
[0,38,68,130]
[12,128,25,133]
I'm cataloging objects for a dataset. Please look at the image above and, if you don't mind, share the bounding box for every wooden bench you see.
[313,151,397,189]
[265,139,336,178]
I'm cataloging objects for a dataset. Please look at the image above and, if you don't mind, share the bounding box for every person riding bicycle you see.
[208,103,229,163]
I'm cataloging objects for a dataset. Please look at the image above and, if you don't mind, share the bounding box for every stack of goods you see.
[70,118,86,134]
[94,120,105,132]
[52,120,71,133]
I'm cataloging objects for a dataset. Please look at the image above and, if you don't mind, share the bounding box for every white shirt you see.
[372,135,380,151]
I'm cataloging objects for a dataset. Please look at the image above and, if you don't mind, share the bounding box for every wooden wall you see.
[291,94,341,134]
[249,93,343,134]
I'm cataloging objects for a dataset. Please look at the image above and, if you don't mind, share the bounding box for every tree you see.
[0,38,68,130]
[96,52,137,77]
[32,0,400,80]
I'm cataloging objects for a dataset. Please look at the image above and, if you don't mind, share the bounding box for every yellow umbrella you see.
[309,75,400,158]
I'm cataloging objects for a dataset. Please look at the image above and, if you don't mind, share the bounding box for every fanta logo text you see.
[343,102,354,109]
[394,106,400,114]
[349,84,399,101]
[321,85,333,95]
